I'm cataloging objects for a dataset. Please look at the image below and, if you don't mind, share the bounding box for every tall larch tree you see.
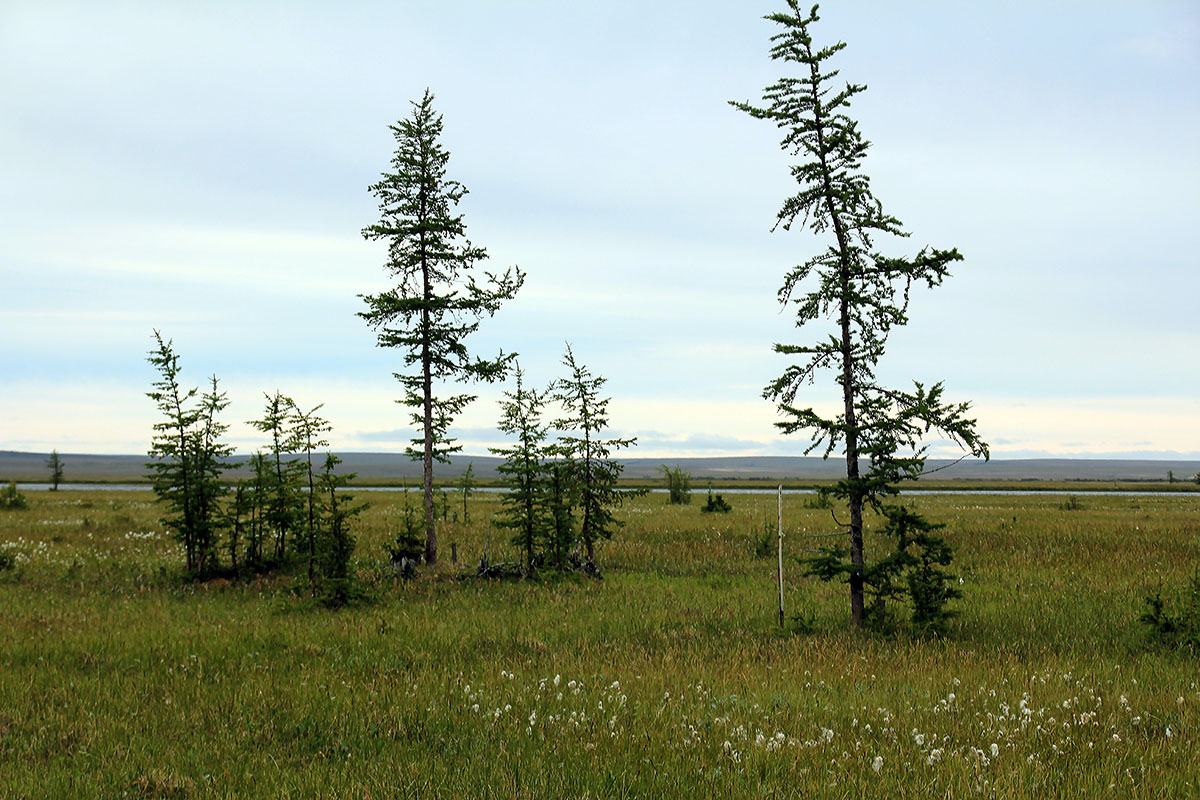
[360,89,524,565]
[733,3,987,628]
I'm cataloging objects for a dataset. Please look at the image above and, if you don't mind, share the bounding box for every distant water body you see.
[14,484,1197,498]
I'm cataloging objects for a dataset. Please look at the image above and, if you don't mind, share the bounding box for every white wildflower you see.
[872,755,883,773]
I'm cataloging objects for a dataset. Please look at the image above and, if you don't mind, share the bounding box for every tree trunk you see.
[808,53,865,627]
[306,447,316,588]
[583,426,594,562]
[421,272,437,565]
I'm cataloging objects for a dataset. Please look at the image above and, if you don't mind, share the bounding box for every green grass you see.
[1,489,1198,798]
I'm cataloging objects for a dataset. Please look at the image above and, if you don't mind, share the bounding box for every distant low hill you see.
[2,450,1198,484]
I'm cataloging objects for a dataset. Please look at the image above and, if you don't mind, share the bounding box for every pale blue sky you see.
[2,1,1197,459]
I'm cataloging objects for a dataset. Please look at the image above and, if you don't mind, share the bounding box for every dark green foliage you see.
[660,465,692,505]
[289,401,332,586]
[0,549,13,572]
[1167,470,1175,484]
[189,376,234,574]
[487,350,635,577]
[800,545,849,584]
[552,344,636,563]
[749,520,775,558]
[314,454,365,607]
[243,452,274,568]
[46,450,64,490]
[733,3,986,628]
[1060,495,1084,511]
[458,463,477,524]
[490,365,550,575]
[248,392,305,562]
[798,506,961,634]
[865,506,960,634]
[359,89,524,566]
[700,487,732,514]
[389,488,425,578]
[542,458,577,570]
[224,482,249,572]
[145,332,232,575]
[0,481,27,511]
[802,488,835,509]
[1194,472,1200,486]
[1140,571,1200,651]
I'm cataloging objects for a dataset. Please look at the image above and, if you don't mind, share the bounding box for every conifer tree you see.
[145,332,232,575]
[733,3,987,628]
[542,455,576,571]
[490,364,549,575]
[45,450,64,491]
[189,375,233,573]
[315,453,365,606]
[552,345,636,563]
[458,462,477,525]
[147,331,200,569]
[245,451,272,567]
[288,400,332,585]
[360,89,524,566]
[248,392,303,561]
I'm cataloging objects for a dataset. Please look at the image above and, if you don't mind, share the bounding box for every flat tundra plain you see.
[1,489,1198,798]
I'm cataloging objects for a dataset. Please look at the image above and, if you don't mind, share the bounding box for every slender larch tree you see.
[360,89,524,565]
[733,3,988,629]
[552,344,636,565]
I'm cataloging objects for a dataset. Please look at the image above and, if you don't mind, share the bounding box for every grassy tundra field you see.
[1,488,1198,798]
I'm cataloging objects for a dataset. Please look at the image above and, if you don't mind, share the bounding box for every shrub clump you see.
[700,487,732,514]
[0,481,28,511]
[749,520,774,558]
[1140,571,1200,651]
[660,465,692,505]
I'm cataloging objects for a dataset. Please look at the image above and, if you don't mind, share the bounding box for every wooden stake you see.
[777,484,785,628]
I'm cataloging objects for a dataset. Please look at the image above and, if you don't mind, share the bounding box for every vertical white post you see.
[777,484,785,628]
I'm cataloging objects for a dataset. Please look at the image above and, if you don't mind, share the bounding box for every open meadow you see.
[2,488,1198,798]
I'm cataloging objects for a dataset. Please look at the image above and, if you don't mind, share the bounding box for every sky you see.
[2,1,1198,461]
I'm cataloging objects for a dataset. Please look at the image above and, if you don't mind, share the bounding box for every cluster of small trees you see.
[135,2,1000,635]
[146,332,361,604]
[490,347,636,577]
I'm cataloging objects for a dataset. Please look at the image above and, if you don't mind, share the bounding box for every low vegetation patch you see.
[1,489,1198,797]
